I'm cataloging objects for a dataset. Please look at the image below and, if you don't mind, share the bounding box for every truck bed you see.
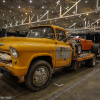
[73,53,94,62]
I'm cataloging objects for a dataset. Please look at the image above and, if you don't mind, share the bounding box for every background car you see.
[70,37,100,55]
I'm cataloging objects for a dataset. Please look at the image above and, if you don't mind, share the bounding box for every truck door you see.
[55,29,72,67]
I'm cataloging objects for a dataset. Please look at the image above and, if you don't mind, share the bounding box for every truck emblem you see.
[0,43,4,46]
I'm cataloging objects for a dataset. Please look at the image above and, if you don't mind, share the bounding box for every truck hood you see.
[0,37,49,51]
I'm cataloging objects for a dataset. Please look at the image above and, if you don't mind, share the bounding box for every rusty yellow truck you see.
[0,25,96,91]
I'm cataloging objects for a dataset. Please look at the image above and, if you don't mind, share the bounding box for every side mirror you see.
[63,36,71,43]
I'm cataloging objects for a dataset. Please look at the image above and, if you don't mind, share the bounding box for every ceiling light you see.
[3,14,4,16]
[42,6,44,9]
[65,6,69,10]
[79,15,81,17]
[10,10,11,12]
[56,0,60,5]
[73,11,75,14]
[66,18,67,19]
[55,20,56,22]
[25,12,27,15]
[52,11,53,13]
[3,0,5,2]
[30,0,32,3]
[85,1,87,3]
[58,0,60,2]
[86,13,89,15]
[31,11,32,12]
[83,18,86,20]
[18,6,21,8]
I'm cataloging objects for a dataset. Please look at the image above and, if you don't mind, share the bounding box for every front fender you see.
[26,53,55,73]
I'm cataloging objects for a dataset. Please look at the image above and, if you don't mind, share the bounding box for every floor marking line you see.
[49,69,99,100]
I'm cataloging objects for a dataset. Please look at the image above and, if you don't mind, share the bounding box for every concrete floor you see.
[0,59,100,100]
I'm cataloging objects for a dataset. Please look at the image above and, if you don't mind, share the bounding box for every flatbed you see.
[71,53,96,70]
[73,53,95,62]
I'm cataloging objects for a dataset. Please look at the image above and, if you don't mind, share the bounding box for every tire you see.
[70,61,79,70]
[91,44,100,55]
[75,44,82,55]
[88,55,96,67]
[25,60,52,91]
[85,55,96,67]
[85,60,89,66]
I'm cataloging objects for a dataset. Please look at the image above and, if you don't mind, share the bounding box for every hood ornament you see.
[0,43,4,46]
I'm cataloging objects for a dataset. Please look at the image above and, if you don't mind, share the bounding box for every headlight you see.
[9,47,18,58]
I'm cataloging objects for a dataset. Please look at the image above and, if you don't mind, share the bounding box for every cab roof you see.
[30,25,66,31]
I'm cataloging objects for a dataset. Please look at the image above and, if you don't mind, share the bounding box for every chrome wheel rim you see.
[33,66,49,86]
[78,45,81,54]
[93,56,96,65]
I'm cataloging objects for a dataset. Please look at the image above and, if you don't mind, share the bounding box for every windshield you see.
[27,26,55,39]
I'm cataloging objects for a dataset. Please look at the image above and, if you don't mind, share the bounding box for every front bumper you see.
[0,66,11,77]
[0,62,28,77]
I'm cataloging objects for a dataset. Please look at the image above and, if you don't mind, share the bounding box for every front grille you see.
[0,51,12,66]
[0,51,11,56]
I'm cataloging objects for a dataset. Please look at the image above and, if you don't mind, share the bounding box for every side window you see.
[56,30,66,41]
[45,27,55,39]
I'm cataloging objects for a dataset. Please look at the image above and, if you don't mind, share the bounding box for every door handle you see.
[55,42,57,44]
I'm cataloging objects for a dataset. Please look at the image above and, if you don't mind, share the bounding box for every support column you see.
[76,1,77,14]
[60,6,62,17]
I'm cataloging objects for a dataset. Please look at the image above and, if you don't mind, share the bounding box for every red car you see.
[71,38,100,55]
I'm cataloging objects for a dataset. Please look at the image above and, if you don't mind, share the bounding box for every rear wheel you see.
[25,60,52,91]
[91,44,100,55]
[70,61,81,70]
[85,55,96,67]
[89,55,96,67]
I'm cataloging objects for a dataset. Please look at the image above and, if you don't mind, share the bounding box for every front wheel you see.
[25,60,52,91]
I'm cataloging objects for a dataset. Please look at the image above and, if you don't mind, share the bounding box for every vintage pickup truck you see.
[0,25,96,91]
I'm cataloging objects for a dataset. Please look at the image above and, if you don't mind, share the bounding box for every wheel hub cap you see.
[33,66,49,86]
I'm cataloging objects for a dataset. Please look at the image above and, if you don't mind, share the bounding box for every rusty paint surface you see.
[56,46,71,61]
